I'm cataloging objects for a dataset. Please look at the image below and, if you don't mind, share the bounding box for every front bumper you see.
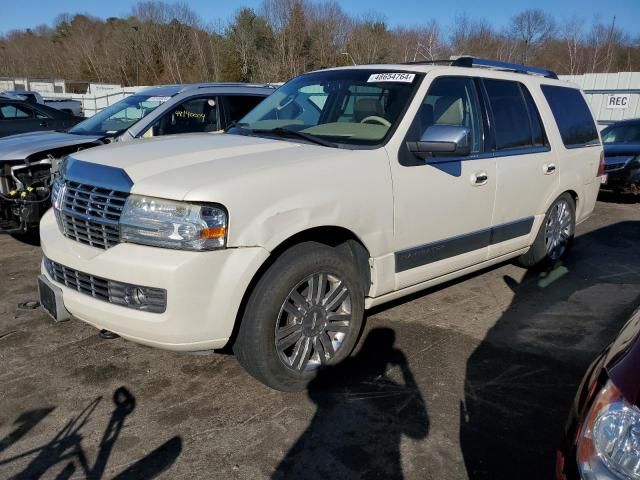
[39,209,269,351]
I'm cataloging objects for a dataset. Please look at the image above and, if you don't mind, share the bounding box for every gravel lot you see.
[1,195,639,480]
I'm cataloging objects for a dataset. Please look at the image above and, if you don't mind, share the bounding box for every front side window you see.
[232,69,422,148]
[69,94,171,135]
[541,85,599,148]
[0,103,33,119]
[601,123,640,144]
[144,97,220,137]
[484,79,538,151]
[405,76,483,154]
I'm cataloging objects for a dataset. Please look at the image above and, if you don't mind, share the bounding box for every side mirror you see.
[406,125,472,159]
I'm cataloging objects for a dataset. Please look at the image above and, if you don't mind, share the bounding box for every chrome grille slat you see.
[53,178,128,249]
[45,258,110,302]
[43,257,167,313]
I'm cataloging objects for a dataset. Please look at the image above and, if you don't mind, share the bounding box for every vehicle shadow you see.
[0,386,182,479]
[597,190,639,204]
[273,327,428,480]
[460,221,640,479]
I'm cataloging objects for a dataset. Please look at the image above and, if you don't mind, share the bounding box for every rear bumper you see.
[39,209,269,351]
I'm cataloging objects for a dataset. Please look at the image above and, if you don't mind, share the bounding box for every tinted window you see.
[148,97,220,137]
[407,76,483,153]
[541,85,599,148]
[34,109,49,120]
[0,103,33,119]
[224,95,265,125]
[601,123,640,144]
[522,87,547,147]
[484,79,533,151]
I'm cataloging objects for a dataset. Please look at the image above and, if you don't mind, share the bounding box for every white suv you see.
[38,57,603,390]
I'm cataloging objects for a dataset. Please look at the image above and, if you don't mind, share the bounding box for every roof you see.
[315,57,574,87]
[0,92,27,101]
[136,83,278,97]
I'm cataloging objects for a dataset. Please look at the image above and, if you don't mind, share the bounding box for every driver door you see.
[390,76,497,290]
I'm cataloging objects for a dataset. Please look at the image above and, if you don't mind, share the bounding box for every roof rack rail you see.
[195,82,277,89]
[400,59,454,66]
[451,56,558,79]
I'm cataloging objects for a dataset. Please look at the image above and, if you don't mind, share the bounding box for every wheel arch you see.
[226,225,371,349]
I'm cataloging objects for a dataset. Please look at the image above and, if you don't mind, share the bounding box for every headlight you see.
[577,380,640,479]
[120,195,227,251]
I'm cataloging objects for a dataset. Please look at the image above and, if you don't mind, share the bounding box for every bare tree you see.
[0,2,639,85]
[509,9,555,64]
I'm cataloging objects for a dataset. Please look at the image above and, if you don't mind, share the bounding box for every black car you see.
[557,306,640,479]
[0,97,81,138]
[601,119,640,195]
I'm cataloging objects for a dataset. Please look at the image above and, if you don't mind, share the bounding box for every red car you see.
[557,306,640,479]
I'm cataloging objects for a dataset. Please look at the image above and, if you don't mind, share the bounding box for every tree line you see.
[0,0,638,87]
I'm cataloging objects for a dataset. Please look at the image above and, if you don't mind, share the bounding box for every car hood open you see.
[0,130,106,161]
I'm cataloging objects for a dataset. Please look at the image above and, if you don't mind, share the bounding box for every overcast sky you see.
[0,0,638,36]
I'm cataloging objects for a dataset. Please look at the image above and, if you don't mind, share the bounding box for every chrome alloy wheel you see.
[275,272,353,372]
[544,199,573,261]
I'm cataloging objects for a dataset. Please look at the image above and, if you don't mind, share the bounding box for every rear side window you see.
[522,87,547,147]
[0,103,33,119]
[541,85,599,148]
[484,79,540,151]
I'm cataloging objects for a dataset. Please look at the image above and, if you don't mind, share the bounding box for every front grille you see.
[44,257,167,313]
[53,179,128,249]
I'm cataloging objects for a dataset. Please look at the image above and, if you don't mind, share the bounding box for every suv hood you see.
[0,130,105,161]
[69,133,334,201]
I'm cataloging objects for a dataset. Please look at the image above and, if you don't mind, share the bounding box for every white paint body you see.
[40,64,602,351]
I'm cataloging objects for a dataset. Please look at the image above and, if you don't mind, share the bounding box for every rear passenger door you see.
[483,79,559,258]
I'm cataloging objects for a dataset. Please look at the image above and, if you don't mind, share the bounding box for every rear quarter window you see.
[541,85,599,148]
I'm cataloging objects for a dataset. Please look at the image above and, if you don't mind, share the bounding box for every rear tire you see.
[518,193,575,268]
[233,242,364,391]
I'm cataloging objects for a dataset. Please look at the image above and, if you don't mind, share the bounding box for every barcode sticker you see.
[367,73,415,83]
[146,96,171,103]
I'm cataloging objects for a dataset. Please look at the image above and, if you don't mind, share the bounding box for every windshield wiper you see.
[251,127,339,148]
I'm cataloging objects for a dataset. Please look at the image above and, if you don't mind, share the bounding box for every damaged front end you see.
[0,156,61,234]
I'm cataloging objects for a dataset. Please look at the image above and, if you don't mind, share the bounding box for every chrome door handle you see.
[544,163,556,174]
[472,172,488,186]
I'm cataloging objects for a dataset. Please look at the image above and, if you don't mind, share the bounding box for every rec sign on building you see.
[606,94,631,109]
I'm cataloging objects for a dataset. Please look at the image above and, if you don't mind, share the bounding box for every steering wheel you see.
[360,115,391,127]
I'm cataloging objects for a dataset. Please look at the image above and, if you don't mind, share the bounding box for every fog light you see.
[108,282,167,313]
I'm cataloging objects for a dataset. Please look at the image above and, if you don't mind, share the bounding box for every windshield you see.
[69,94,172,135]
[231,69,422,147]
[602,123,640,144]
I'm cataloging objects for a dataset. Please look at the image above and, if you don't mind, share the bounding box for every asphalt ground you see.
[1,194,639,480]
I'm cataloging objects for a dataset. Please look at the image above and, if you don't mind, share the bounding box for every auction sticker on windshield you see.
[146,96,171,103]
[368,73,415,83]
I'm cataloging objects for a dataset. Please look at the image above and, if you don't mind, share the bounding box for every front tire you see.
[233,242,365,391]
[518,193,575,268]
